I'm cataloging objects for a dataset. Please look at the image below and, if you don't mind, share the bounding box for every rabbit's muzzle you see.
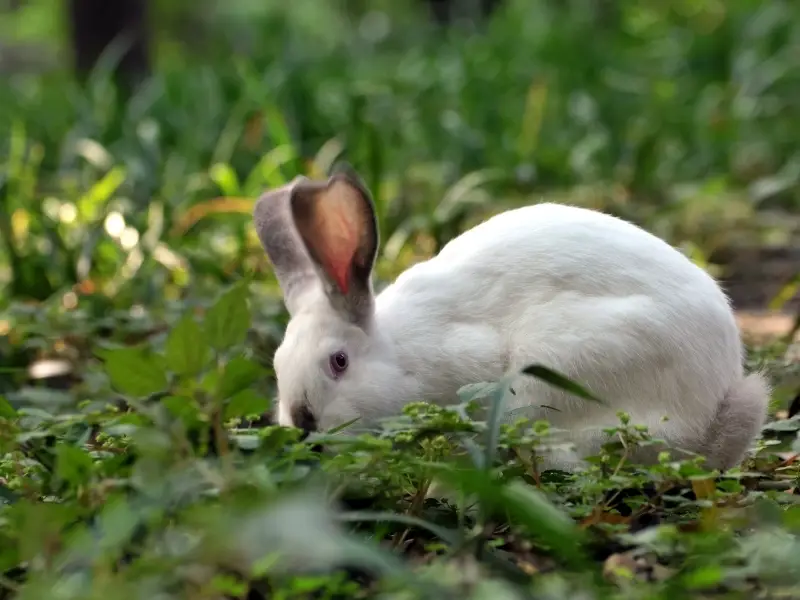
[290,402,317,440]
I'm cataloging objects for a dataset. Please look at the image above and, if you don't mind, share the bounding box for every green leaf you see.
[457,434,486,470]
[521,364,603,403]
[209,162,241,196]
[483,376,512,474]
[243,144,297,194]
[77,165,126,222]
[165,314,210,376]
[0,396,17,419]
[16,502,82,564]
[205,283,251,351]
[500,480,586,558]
[436,467,588,569]
[456,381,504,404]
[224,389,269,420]
[63,496,143,566]
[201,368,220,394]
[162,395,203,428]
[325,416,361,434]
[211,574,248,597]
[683,564,724,589]
[338,511,462,546]
[103,347,168,397]
[217,356,265,400]
[95,497,141,560]
[762,415,800,432]
[55,443,93,485]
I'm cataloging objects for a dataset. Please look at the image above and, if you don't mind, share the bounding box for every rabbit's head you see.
[254,170,413,436]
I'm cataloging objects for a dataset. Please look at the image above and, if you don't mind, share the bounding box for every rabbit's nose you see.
[291,403,317,440]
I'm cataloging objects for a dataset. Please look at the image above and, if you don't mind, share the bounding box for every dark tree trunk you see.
[423,0,502,26]
[425,0,453,25]
[480,0,503,19]
[66,0,150,90]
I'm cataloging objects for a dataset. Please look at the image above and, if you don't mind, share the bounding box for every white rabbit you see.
[253,169,770,471]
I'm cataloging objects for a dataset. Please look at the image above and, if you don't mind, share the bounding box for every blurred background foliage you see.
[0,0,798,308]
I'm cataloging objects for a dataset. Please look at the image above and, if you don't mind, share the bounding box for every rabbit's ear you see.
[290,170,379,326]
[253,176,320,315]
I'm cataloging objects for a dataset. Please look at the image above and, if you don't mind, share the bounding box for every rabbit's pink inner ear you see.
[299,180,370,295]
[317,218,356,295]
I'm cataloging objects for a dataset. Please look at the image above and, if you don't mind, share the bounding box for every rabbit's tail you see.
[702,373,771,470]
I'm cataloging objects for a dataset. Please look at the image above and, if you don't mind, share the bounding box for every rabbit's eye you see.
[329,351,349,375]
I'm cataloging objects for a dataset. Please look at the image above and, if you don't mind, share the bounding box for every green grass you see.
[0,0,798,598]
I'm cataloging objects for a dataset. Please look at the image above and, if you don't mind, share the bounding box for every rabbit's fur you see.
[254,170,769,472]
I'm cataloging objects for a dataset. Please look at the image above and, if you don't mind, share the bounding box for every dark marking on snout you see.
[291,401,317,440]
[289,392,322,453]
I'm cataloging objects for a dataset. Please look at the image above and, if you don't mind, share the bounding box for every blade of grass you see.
[338,511,462,546]
[435,466,590,570]
[521,364,604,404]
[482,377,511,474]
[476,377,513,560]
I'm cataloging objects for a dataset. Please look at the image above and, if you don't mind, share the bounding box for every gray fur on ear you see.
[253,172,380,325]
[253,175,320,315]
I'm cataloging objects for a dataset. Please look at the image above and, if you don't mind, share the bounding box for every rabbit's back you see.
[382,202,733,327]
[376,202,745,468]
